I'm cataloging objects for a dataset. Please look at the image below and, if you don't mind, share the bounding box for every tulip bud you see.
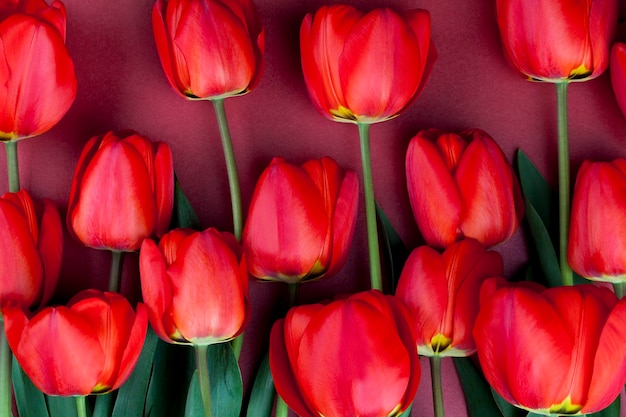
[406,128,524,248]
[67,130,174,252]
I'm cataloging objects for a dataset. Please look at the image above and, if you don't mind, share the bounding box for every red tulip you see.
[3,290,148,396]
[406,128,524,248]
[0,189,61,309]
[568,159,626,282]
[67,130,174,252]
[242,156,358,283]
[140,227,249,345]
[610,43,626,118]
[395,238,503,357]
[270,290,420,417]
[0,0,76,141]
[473,278,626,414]
[495,0,617,82]
[152,0,264,100]
[300,4,434,124]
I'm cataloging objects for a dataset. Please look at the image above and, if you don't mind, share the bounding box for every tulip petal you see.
[112,302,148,390]
[36,198,62,306]
[153,142,174,237]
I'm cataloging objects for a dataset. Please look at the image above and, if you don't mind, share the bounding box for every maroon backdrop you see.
[4,0,626,415]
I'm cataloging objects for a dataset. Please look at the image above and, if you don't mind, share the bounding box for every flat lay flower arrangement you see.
[2,0,626,417]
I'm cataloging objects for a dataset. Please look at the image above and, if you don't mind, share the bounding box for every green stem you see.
[211,98,243,241]
[430,356,444,417]
[230,336,243,361]
[288,282,300,307]
[275,396,289,417]
[75,396,87,417]
[556,82,573,287]
[194,345,213,417]
[0,318,13,417]
[5,142,19,192]
[108,251,125,293]
[614,282,625,299]
[357,123,382,292]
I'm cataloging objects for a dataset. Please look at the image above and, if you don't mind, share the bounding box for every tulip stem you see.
[75,396,87,417]
[275,395,289,417]
[5,141,19,192]
[108,251,125,293]
[430,356,445,417]
[614,282,625,299]
[0,318,13,417]
[357,122,382,292]
[288,283,300,307]
[194,345,213,417]
[212,98,243,241]
[556,82,573,287]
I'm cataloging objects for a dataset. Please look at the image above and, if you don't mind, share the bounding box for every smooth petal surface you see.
[36,198,62,306]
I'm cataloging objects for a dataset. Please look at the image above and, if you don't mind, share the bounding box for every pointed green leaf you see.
[185,343,242,417]
[12,357,49,417]
[375,203,410,293]
[588,396,620,417]
[111,326,159,417]
[491,388,525,417]
[523,198,561,288]
[453,357,503,417]
[516,150,557,233]
[170,176,201,230]
[245,353,275,417]
[92,392,114,417]
[46,396,79,417]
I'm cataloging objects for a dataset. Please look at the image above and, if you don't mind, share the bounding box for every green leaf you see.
[453,357,503,417]
[491,389,525,417]
[526,413,543,417]
[399,402,413,416]
[185,343,243,417]
[523,198,561,288]
[375,203,410,293]
[516,151,557,233]
[46,396,79,417]
[245,353,275,417]
[587,396,621,417]
[111,326,159,417]
[92,393,114,417]
[145,341,194,417]
[170,176,201,230]
[12,357,49,417]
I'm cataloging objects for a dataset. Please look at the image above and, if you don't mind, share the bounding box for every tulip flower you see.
[0,189,61,310]
[242,156,358,283]
[270,290,420,417]
[395,238,503,357]
[568,159,626,283]
[67,130,174,252]
[406,128,524,249]
[139,227,250,345]
[152,0,264,100]
[300,4,433,124]
[610,42,626,118]
[473,278,626,415]
[0,0,76,141]
[495,0,617,82]
[3,289,148,396]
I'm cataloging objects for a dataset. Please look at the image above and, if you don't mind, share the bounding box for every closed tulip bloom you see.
[610,43,626,118]
[496,0,617,82]
[3,290,148,396]
[406,128,524,248]
[140,227,249,345]
[0,189,62,310]
[67,130,174,252]
[270,290,420,417]
[568,159,626,282]
[395,239,503,357]
[300,4,434,124]
[474,278,626,414]
[152,0,264,100]
[0,0,76,141]
[242,156,358,283]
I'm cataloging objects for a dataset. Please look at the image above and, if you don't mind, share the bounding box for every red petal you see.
[112,302,148,390]
[36,198,62,307]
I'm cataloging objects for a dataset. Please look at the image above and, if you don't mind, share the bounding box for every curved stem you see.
[430,356,444,417]
[211,98,243,241]
[108,251,125,293]
[5,142,19,192]
[0,318,13,417]
[275,396,289,417]
[357,123,382,291]
[75,396,87,417]
[556,82,573,287]
[194,345,213,417]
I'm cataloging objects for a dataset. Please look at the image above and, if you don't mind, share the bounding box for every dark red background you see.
[4,0,626,415]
